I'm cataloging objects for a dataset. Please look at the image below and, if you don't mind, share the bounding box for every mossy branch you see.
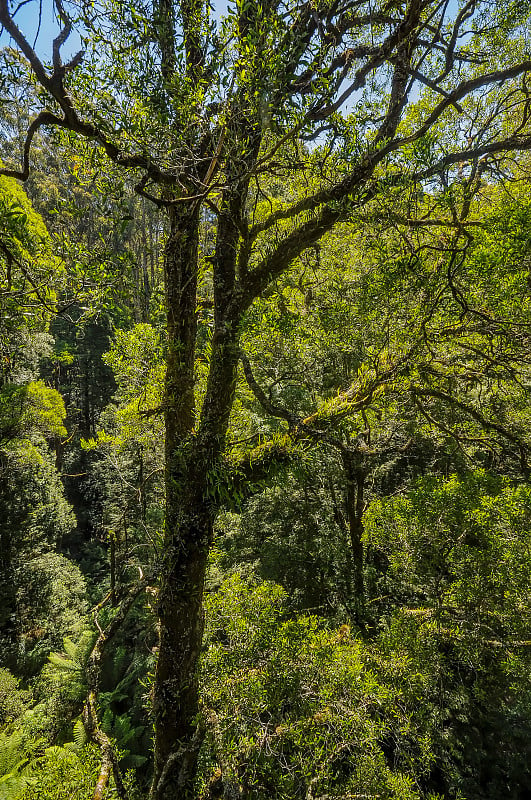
[83,580,149,800]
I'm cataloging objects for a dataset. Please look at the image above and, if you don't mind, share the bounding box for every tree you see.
[233,173,531,623]
[1,1,531,796]
[0,171,59,382]
[365,471,531,797]
[0,173,80,671]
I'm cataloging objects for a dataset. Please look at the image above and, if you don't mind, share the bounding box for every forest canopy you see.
[1,0,531,798]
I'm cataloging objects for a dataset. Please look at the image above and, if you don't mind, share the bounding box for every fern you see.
[113,714,135,747]
[47,653,80,673]
[100,670,137,706]
[0,743,40,800]
[99,710,146,769]
[72,718,87,750]
[0,730,26,776]
[109,646,129,685]
[62,637,80,663]
[49,632,94,672]
[0,771,31,800]
[101,708,114,734]
[48,637,83,674]
[43,745,74,760]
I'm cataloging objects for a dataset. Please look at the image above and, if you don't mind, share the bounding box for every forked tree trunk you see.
[151,197,244,799]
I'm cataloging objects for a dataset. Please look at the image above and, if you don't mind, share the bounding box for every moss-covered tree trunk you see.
[0,495,16,668]
[152,202,203,799]
[151,463,213,800]
[151,189,246,799]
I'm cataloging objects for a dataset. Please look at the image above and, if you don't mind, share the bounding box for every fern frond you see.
[72,718,87,749]
[113,714,133,744]
[101,708,114,734]
[47,653,80,672]
[0,772,30,800]
[112,646,128,683]
[62,637,79,662]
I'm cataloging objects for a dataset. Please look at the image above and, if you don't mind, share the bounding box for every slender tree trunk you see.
[81,357,91,436]
[0,516,16,666]
[110,531,116,607]
[341,451,366,609]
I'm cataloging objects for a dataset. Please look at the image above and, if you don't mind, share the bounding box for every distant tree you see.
[0,173,59,383]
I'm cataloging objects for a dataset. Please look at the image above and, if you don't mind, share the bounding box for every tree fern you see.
[48,632,93,674]
[46,653,80,673]
[0,730,26,776]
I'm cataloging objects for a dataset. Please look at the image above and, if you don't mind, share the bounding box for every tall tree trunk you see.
[152,144,254,797]
[152,202,205,800]
[151,467,213,800]
[0,513,16,667]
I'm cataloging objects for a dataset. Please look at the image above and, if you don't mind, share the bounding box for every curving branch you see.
[52,0,72,71]
[0,0,177,186]
[240,351,298,426]
[0,110,66,180]
[249,59,531,242]
[411,385,530,475]
[83,579,149,800]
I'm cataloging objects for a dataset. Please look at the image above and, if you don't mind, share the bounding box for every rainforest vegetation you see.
[1,0,531,798]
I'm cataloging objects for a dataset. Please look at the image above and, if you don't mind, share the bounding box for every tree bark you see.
[151,485,212,800]
[152,202,205,799]
[152,175,249,797]
[341,450,366,610]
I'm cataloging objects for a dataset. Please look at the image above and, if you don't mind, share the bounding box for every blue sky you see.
[3,1,463,63]
[8,1,79,59]
[1,0,230,60]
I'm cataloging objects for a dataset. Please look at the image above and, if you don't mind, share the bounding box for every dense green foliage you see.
[1,0,531,798]
[3,152,531,799]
